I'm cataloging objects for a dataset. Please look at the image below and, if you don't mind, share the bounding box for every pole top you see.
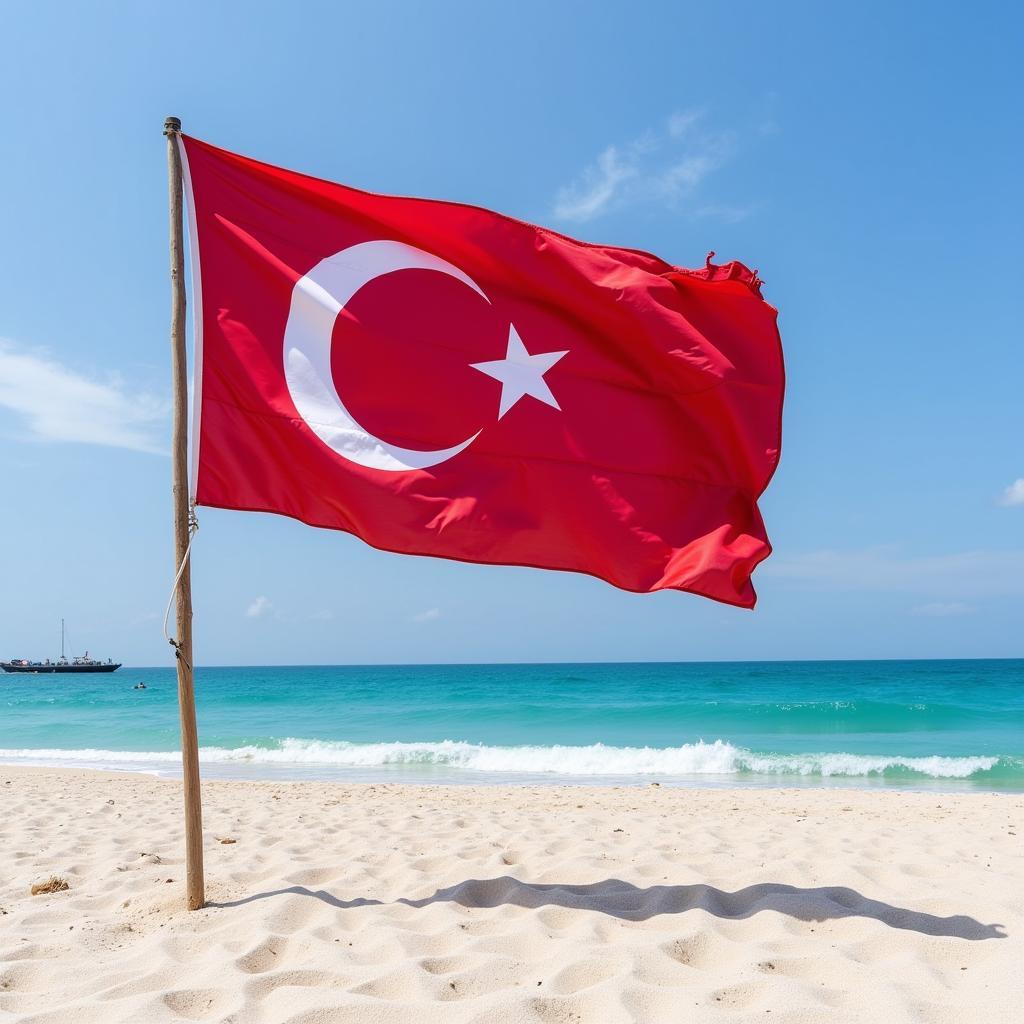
[164,116,182,137]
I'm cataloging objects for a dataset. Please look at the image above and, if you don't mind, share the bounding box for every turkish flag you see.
[179,135,784,607]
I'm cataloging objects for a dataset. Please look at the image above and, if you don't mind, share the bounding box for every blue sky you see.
[1,2,1021,665]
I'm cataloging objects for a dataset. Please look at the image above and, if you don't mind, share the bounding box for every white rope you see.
[163,510,198,648]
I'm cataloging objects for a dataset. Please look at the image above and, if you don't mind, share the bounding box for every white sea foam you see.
[0,739,1004,779]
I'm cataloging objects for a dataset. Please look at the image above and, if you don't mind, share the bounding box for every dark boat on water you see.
[1,619,121,674]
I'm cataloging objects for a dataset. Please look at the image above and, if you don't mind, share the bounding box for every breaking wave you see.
[0,738,1015,781]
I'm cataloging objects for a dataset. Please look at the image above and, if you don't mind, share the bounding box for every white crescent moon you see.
[283,239,488,472]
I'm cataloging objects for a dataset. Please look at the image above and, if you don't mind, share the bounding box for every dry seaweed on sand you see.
[30,876,69,895]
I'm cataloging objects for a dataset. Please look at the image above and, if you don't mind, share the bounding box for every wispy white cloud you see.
[411,607,441,624]
[999,479,1024,507]
[913,602,975,617]
[656,153,720,195]
[0,338,167,454]
[667,110,702,139]
[552,146,637,223]
[246,596,272,619]
[552,110,742,224]
[309,609,335,622]
[763,546,1024,598]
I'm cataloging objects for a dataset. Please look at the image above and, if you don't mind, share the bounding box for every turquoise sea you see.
[1,660,1022,791]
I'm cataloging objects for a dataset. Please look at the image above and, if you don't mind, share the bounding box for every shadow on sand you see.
[210,876,1005,940]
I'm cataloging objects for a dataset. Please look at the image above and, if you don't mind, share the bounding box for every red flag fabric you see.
[179,135,784,607]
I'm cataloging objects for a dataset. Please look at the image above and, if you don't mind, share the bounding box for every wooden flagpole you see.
[164,115,205,911]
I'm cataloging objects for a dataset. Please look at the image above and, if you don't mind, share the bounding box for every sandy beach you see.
[0,768,1020,1023]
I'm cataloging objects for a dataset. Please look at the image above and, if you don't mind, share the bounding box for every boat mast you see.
[61,618,65,660]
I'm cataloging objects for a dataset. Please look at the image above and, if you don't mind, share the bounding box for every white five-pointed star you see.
[470,326,568,419]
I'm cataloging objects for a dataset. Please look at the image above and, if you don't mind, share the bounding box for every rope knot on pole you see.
[162,506,198,656]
